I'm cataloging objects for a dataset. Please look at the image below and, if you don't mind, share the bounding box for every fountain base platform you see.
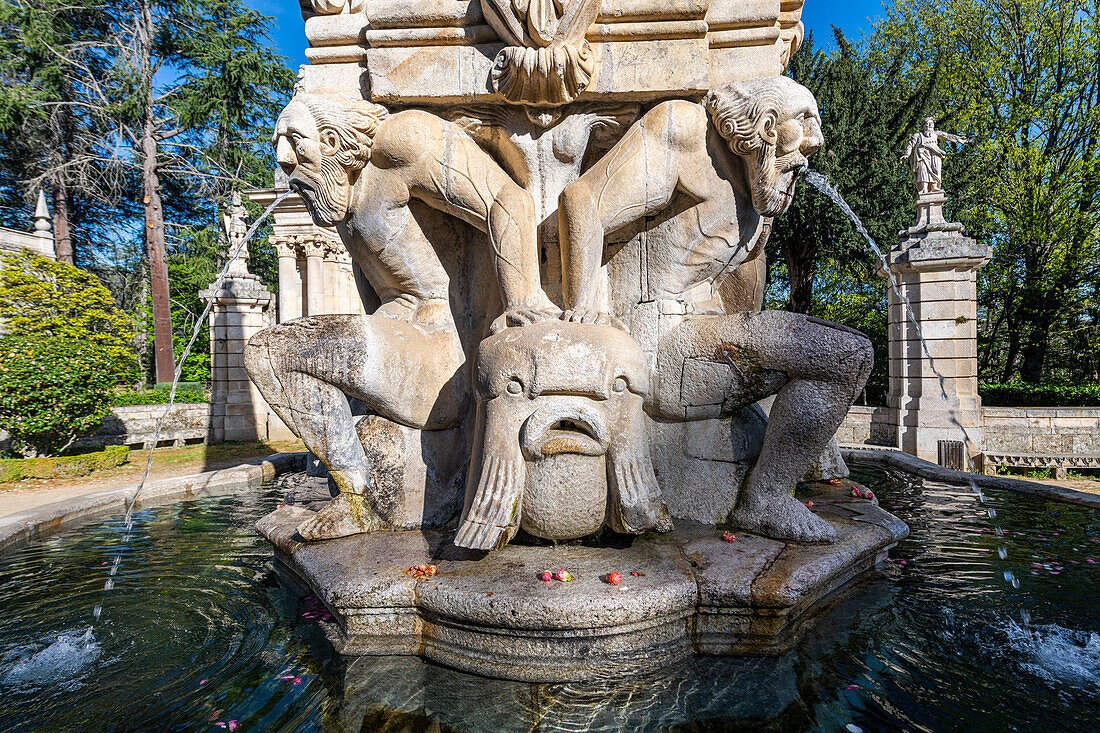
[257,482,907,682]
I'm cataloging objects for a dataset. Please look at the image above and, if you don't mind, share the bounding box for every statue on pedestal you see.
[901,115,968,195]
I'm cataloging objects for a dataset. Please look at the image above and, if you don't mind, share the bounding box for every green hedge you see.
[110,383,208,407]
[0,445,130,483]
[980,382,1100,407]
[0,335,117,456]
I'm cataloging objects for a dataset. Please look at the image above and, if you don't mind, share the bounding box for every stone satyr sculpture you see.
[247,77,874,545]
[248,0,914,682]
[558,76,873,542]
[456,320,668,549]
[246,92,559,540]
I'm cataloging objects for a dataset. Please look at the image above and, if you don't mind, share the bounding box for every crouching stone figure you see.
[456,321,670,550]
[558,76,873,543]
[245,92,559,541]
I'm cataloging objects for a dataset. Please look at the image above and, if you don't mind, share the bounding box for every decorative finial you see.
[34,190,51,235]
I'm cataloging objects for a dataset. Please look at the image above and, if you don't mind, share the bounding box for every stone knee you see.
[244,319,328,419]
[243,325,285,402]
[805,316,874,397]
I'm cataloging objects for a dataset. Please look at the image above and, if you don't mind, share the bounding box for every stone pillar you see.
[303,237,326,316]
[881,191,991,463]
[274,236,302,323]
[33,191,55,259]
[203,281,273,442]
[202,194,276,443]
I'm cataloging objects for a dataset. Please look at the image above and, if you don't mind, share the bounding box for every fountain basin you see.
[257,481,907,682]
[2,464,1099,731]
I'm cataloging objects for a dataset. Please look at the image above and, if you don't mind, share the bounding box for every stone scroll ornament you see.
[455,321,670,550]
[482,0,601,105]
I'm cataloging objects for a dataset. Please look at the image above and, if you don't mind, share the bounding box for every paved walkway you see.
[0,440,304,520]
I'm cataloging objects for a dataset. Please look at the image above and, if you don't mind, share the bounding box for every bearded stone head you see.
[273,93,388,227]
[704,77,824,218]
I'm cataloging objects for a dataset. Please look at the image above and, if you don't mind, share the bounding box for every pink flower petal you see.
[280,675,296,681]
[293,677,302,685]
[846,684,861,690]
[227,723,239,732]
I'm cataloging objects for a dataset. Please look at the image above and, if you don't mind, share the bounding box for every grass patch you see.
[0,445,130,482]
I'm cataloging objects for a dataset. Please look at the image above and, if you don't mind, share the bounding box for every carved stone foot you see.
[297,493,383,541]
[728,493,837,544]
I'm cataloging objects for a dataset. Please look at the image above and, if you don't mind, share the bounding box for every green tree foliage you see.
[0,250,136,381]
[0,0,292,384]
[877,0,1100,383]
[0,335,116,456]
[0,0,118,265]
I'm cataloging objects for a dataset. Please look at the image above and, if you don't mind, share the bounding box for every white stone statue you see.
[246,92,559,541]
[901,116,968,194]
[557,76,872,543]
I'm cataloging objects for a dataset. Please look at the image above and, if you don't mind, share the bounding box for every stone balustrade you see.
[73,403,212,450]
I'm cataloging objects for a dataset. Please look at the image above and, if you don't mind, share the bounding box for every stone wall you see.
[836,405,897,448]
[74,404,212,450]
[0,191,55,260]
[839,404,1100,457]
[981,407,1100,455]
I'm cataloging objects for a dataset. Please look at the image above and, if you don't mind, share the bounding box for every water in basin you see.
[0,465,1098,732]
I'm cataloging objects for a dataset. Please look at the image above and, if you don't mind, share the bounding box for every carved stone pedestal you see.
[256,480,906,682]
[201,276,274,443]
[881,198,991,463]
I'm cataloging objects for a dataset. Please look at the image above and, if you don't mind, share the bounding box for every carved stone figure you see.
[902,116,968,194]
[482,0,601,105]
[246,93,559,541]
[557,76,874,543]
[309,0,364,14]
[455,320,668,550]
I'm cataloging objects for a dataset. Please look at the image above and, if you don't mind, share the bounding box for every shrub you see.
[979,382,1100,407]
[111,384,208,406]
[0,250,136,382]
[0,445,130,483]
[0,336,116,457]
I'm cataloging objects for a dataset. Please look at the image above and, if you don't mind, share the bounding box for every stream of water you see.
[54,191,291,671]
[803,171,1018,590]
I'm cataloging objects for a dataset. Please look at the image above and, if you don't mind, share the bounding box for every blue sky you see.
[248,1,891,72]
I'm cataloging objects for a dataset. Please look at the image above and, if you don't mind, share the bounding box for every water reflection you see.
[0,467,1098,732]
[332,581,897,732]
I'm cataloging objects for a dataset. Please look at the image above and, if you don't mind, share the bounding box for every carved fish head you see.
[455,322,665,548]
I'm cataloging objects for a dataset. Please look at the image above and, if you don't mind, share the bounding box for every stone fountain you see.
[250,0,907,682]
